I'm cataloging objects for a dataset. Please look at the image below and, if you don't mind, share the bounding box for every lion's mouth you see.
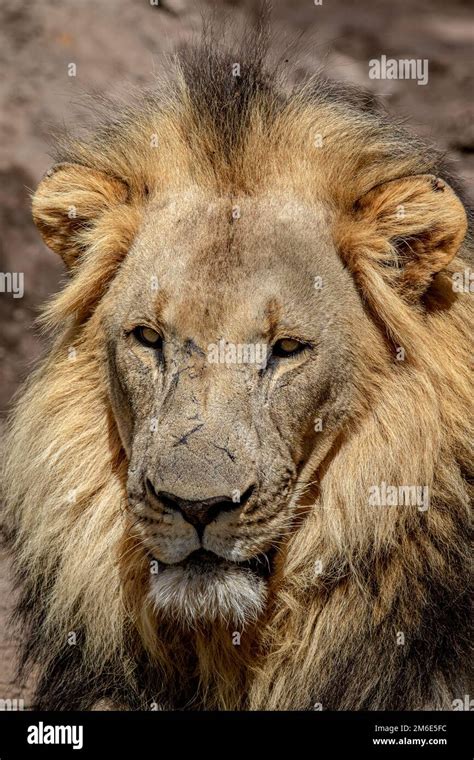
[153,547,275,578]
[148,547,273,625]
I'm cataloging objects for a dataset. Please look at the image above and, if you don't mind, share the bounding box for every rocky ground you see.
[0,0,472,705]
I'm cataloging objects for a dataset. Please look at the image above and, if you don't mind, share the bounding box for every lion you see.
[2,29,473,711]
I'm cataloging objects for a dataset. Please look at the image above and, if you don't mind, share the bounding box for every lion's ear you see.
[32,163,129,269]
[341,174,468,302]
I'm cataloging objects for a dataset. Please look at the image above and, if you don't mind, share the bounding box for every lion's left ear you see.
[340,174,468,302]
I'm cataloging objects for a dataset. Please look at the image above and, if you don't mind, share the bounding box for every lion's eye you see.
[133,326,162,348]
[272,338,306,358]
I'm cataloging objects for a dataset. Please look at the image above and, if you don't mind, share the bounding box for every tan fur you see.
[2,37,473,710]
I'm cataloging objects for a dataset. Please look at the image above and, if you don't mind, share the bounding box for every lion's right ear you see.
[32,163,129,268]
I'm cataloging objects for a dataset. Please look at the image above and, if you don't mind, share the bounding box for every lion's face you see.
[101,189,360,625]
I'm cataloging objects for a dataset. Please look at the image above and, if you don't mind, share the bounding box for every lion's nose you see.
[147,482,255,536]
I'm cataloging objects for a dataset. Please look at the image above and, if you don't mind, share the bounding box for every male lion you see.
[2,34,473,711]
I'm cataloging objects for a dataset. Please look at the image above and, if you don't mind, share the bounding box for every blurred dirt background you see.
[0,0,472,706]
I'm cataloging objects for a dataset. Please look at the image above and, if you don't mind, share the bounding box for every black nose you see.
[147,482,254,536]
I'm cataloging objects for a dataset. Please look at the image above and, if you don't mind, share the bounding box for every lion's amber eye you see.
[133,326,162,348]
[272,338,306,358]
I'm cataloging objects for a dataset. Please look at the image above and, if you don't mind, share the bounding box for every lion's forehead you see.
[133,190,334,270]
[110,189,342,337]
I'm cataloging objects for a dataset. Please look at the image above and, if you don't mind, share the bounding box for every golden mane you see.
[2,31,472,709]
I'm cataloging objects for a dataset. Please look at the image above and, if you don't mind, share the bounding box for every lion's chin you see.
[148,549,268,628]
